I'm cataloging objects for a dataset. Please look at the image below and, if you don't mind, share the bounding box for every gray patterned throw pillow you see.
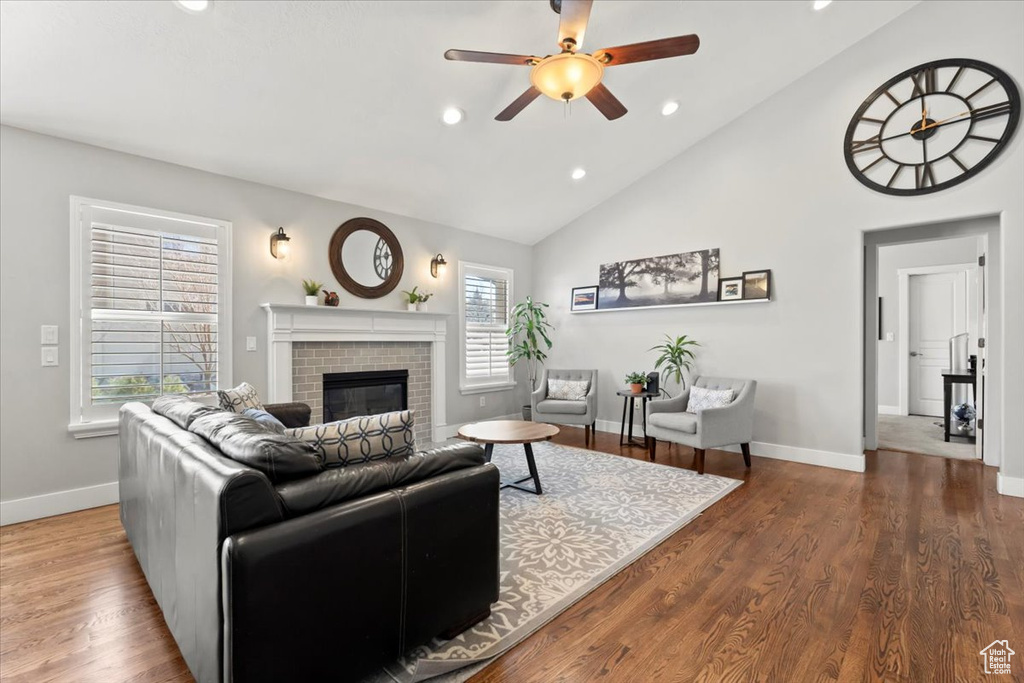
[547,379,590,401]
[288,410,415,467]
[217,381,264,413]
[686,386,734,413]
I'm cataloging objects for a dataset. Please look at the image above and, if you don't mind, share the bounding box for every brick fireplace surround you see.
[261,304,449,443]
[291,341,432,446]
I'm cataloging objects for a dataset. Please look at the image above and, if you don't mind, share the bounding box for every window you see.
[69,197,232,437]
[459,262,514,393]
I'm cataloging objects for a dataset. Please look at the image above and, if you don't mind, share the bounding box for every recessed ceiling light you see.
[441,107,464,125]
[813,0,832,9]
[661,101,680,116]
[174,0,210,13]
[571,168,586,181]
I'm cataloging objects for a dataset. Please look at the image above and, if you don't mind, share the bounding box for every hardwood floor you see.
[1,430,1021,682]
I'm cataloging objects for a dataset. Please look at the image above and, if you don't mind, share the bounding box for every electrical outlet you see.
[41,346,58,367]
[246,336,257,351]
[41,325,59,345]
[479,396,486,407]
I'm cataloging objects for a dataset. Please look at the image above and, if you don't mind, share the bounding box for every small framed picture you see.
[718,277,744,301]
[571,285,599,311]
[742,269,772,300]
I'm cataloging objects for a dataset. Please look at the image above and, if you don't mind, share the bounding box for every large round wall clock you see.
[844,58,1020,196]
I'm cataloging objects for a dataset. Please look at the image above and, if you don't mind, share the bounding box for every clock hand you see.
[879,115,973,143]
[921,109,973,130]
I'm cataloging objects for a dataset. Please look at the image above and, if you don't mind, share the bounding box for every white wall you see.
[876,235,980,410]
[530,1,1023,482]
[0,125,533,519]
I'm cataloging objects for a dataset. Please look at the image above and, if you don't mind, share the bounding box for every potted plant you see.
[302,279,323,306]
[402,286,423,311]
[416,291,433,312]
[506,296,553,420]
[625,371,648,395]
[649,334,699,393]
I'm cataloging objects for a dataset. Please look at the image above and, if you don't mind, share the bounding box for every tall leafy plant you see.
[506,297,554,390]
[650,334,699,391]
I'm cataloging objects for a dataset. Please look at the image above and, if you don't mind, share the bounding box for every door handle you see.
[910,351,920,357]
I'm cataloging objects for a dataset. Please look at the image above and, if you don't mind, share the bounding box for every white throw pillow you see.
[687,386,734,413]
[217,381,264,413]
[547,379,590,401]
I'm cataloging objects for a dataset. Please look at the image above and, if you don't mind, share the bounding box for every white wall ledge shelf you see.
[571,298,772,314]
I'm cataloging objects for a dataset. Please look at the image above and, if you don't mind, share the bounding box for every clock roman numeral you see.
[911,68,937,97]
[886,165,905,189]
[860,155,886,173]
[946,66,965,93]
[968,134,1001,144]
[966,77,997,102]
[971,101,1012,122]
[851,134,881,154]
[949,153,969,174]
[914,162,937,190]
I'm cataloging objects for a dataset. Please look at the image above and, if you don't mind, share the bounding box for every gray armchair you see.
[646,376,756,474]
[531,369,599,445]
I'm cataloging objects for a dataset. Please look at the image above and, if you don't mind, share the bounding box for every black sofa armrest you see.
[222,464,499,683]
[263,401,311,428]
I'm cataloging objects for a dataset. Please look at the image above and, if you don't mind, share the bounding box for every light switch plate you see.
[41,325,59,345]
[246,336,257,351]
[41,346,59,367]
[479,396,486,407]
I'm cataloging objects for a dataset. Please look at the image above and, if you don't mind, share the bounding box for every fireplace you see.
[323,369,409,423]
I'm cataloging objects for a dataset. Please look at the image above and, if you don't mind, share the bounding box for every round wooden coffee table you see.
[457,420,559,495]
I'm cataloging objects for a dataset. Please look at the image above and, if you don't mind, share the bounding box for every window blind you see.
[88,223,220,404]
[463,271,510,384]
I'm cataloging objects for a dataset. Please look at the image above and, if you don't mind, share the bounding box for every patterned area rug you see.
[369,441,741,683]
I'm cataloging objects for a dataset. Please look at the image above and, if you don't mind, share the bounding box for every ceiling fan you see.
[444,0,700,121]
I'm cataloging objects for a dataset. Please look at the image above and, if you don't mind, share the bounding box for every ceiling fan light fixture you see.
[441,107,464,125]
[571,167,587,180]
[173,0,210,13]
[812,0,832,9]
[661,101,680,116]
[530,53,604,102]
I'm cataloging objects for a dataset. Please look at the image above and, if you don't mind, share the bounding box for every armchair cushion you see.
[535,399,588,415]
[547,379,590,401]
[648,412,698,434]
[687,386,734,413]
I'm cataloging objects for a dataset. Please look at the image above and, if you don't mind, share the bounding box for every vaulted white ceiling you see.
[0,0,917,244]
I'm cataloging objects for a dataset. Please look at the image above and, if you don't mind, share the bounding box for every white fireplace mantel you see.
[261,303,449,440]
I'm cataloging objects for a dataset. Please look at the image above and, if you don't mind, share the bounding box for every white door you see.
[908,272,967,416]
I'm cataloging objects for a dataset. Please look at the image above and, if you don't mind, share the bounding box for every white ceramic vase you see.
[305,295,319,306]
[417,302,428,312]
[407,302,417,311]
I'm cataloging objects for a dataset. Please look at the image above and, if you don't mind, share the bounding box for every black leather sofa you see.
[119,400,500,683]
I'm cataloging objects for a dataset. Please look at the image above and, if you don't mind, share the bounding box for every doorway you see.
[864,216,1000,466]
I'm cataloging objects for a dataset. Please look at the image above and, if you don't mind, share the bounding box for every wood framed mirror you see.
[328,217,404,299]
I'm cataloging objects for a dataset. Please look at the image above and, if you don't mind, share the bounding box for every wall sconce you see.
[430,253,448,278]
[270,227,291,260]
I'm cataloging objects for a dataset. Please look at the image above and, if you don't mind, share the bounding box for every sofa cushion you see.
[274,443,487,516]
[535,399,588,415]
[189,411,323,483]
[687,386,734,413]
[288,410,415,468]
[242,408,287,434]
[151,394,223,430]
[648,412,698,434]
[547,379,590,401]
[217,381,264,413]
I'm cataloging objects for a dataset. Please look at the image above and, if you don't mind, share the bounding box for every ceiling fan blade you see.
[585,82,627,120]
[558,0,593,50]
[495,87,542,121]
[594,34,700,66]
[444,49,537,66]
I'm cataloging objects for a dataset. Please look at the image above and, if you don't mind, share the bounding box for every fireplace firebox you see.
[323,369,409,423]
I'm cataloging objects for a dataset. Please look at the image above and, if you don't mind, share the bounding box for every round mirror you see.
[329,217,404,299]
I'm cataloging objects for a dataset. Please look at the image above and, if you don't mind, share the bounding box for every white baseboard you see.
[997,473,1024,498]
[595,419,864,472]
[878,405,901,416]
[434,413,522,442]
[0,481,119,527]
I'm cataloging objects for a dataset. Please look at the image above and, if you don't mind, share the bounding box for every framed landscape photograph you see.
[598,248,720,310]
[571,285,599,311]
[718,276,744,301]
[742,269,772,300]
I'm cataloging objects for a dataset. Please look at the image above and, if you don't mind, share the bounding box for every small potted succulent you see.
[416,291,433,312]
[625,371,648,395]
[302,279,323,306]
[402,286,424,311]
